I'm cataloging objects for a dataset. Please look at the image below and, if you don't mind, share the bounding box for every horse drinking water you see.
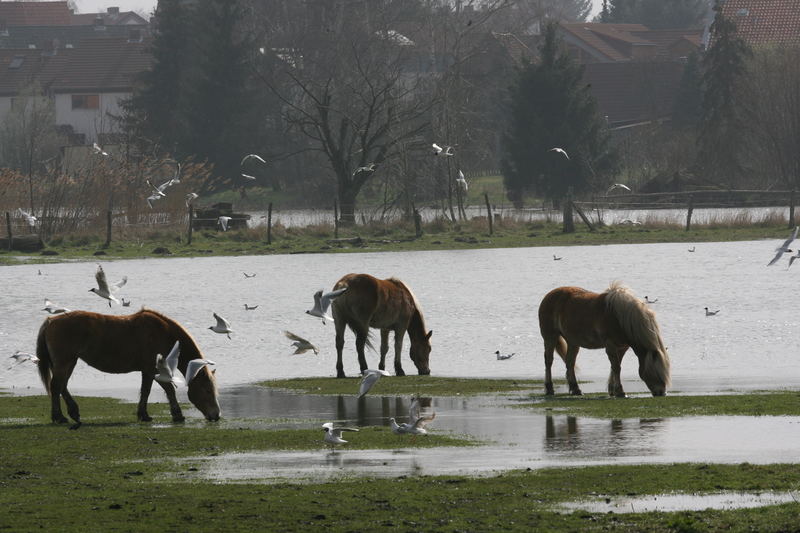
[332,273,432,378]
[538,282,670,397]
[36,309,220,429]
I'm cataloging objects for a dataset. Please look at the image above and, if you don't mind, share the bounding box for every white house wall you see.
[54,91,128,144]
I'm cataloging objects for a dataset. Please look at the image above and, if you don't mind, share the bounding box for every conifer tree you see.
[602,0,710,29]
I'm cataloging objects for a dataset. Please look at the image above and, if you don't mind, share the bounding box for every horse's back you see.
[538,286,609,343]
[333,273,414,329]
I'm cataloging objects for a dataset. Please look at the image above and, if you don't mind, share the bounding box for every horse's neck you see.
[407,310,427,341]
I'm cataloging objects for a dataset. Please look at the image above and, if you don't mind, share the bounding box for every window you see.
[8,55,24,69]
[72,94,99,110]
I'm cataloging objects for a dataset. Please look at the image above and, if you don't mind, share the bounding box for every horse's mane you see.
[388,277,428,333]
[138,308,204,360]
[604,281,670,386]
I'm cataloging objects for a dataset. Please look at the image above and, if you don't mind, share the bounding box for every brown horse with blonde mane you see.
[332,273,432,378]
[538,282,670,397]
[36,309,220,429]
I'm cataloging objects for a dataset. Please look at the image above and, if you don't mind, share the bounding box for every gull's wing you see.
[284,330,309,344]
[768,226,799,265]
[312,289,323,311]
[358,373,380,398]
[213,312,230,329]
[783,226,799,249]
[186,359,214,383]
[165,340,181,374]
[321,287,347,308]
[95,265,111,293]
[331,427,359,438]
[768,249,785,266]
[408,397,420,422]
[790,255,799,269]
[412,411,435,429]
[241,154,267,166]
[111,276,127,292]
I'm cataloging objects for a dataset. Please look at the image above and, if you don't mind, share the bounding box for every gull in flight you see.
[17,208,37,227]
[9,350,39,367]
[146,193,162,209]
[218,216,232,232]
[322,422,359,449]
[89,264,127,306]
[353,163,376,176]
[390,397,435,436]
[284,330,319,355]
[240,154,267,166]
[185,359,215,384]
[185,192,199,207]
[241,173,257,181]
[549,147,569,159]
[244,304,259,310]
[209,312,233,339]
[607,183,631,193]
[357,368,390,397]
[92,142,108,156]
[243,272,257,278]
[495,351,514,360]
[154,340,184,388]
[306,287,347,324]
[42,299,70,314]
[456,170,468,192]
[767,226,799,266]
[432,143,454,156]
[704,307,720,317]
[788,251,800,269]
[644,296,658,304]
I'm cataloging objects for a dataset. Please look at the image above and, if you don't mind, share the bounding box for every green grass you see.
[519,391,800,418]
[260,376,547,396]
[4,395,800,531]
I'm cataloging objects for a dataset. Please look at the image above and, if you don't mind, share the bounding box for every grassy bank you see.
[260,376,547,396]
[2,395,800,532]
[0,217,792,265]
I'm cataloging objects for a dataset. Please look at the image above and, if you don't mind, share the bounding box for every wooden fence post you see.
[686,194,694,231]
[5,211,12,251]
[563,187,575,234]
[484,193,493,235]
[187,203,194,245]
[334,200,339,239]
[572,201,595,232]
[789,189,796,228]
[266,202,273,245]
[104,209,112,248]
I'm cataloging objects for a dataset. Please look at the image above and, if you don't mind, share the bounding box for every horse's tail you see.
[36,318,53,396]
[605,281,671,388]
[554,336,568,363]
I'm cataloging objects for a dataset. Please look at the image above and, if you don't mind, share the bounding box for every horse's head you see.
[409,329,432,375]
[636,349,670,397]
[187,365,221,421]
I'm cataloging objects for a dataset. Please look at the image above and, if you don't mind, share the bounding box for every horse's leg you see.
[606,346,627,398]
[564,344,582,395]
[379,329,390,372]
[48,355,77,424]
[355,328,369,375]
[393,328,406,376]
[543,338,557,395]
[60,359,81,429]
[137,372,155,422]
[156,380,185,422]
[335,319,347,378]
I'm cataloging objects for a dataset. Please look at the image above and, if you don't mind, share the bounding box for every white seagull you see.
[549,147,569,159]
[89,264,127,306]
[10,350,39,366]
[788,251,800,269]
[644,296,658,304]
[767,226,799,266]
[240,154,267,166]
[241,173,257,181]
[185,358,215,384]
[218,216,232,232]
[495,351,514,360]
[284,330,319,355]
[244,304,259,310]
[322,422,359,449]
[432,143,454,156]
[243,272,257,278]
[704,307,720,316]
[353,163,376,176]
[185,192,199,207]
[306,287,347,324]
[154,340,185,388]
[456,170,468,192]
[688,246,696,252]
[121,298,131,307]
[553,254,562,261]
[607,183,631,193]
[209,312,233,339]
[357,368,390,398]
[390,397,435,436]
[146,193,162,209]
[42,299,70,314]
[92,142,108,156]
[17,208,37,227]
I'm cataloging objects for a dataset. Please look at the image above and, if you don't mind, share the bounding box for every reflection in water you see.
[544,416,667,458]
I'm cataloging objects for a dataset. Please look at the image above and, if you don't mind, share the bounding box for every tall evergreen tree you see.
[603,0,711,29]
[696,1,751,185]
[672,51,703,129]
[501,23,616,206]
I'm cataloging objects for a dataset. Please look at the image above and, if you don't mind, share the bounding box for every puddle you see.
[559,491,799,513]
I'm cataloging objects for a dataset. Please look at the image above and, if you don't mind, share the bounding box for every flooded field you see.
[3,239,800,486]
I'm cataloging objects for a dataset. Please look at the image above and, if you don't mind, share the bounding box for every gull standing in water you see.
[357,369,390,397]
[154,340,184,388]
[209,312,233,339]
[495,351,514,360]
[322,422,359,449]
[767,226,799,266]
[704,307,720,317]
[244,304,259,310]
[243,272,257,278]
[553,254,562,261]
[42,299,70,314]
[284,331,319,355]
[390,397,435,436]
[89,264,127,306]
[306,287,347,324]
[185,359,215,384]
[644,296,658,304]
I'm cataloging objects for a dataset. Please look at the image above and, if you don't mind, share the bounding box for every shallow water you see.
[559,491,799,513]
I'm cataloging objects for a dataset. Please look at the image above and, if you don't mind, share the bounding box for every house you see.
[0,37,151,145]
[70,7,150,26]
[716,0,800,46]
[0,1,72,27]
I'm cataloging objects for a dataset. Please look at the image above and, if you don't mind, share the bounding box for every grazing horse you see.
[332,273,432,378]
[538,282,670,397]
[36,309,220,429]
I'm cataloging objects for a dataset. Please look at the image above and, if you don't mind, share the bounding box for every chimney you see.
[107,7,120,15]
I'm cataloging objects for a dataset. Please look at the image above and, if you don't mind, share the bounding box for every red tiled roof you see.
[719,0,800,45]
[70,11,149,26]
[560,23,651,62]
[0,1,72,26]
[0,37,150,96]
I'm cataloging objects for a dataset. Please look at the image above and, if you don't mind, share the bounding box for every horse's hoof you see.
[172,416,185,423]
[570,390,583,396]
[336,372,346,379]
[395,369,406,377]
[139,415,153,422]
[53,416,68,424]
[69,422,82,430]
